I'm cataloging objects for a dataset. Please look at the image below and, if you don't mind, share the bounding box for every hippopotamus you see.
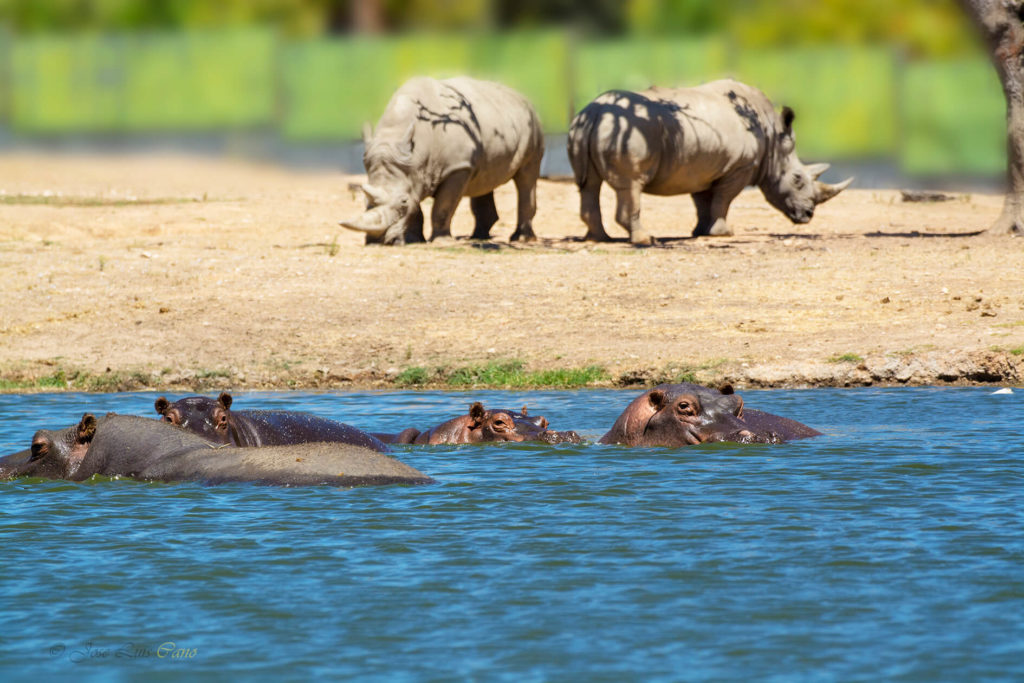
[0,413,433,487]
[374,403,583,445]
[154,393,388,452]
[340,76,544,245]
[567,79,852,244]
[600,383,821,447]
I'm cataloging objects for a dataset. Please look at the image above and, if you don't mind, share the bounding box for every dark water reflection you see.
[0,387,1021,680]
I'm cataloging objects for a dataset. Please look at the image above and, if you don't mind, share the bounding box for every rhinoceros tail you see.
[567,108,596,189]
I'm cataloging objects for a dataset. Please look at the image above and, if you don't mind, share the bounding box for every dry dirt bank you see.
[0,152,1021,392]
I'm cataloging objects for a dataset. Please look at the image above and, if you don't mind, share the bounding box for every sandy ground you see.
[0,151,1021,392]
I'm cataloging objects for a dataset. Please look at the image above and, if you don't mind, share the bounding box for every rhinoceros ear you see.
[781,106,795,134]
[815,176,854,204]
[362,122,374,148]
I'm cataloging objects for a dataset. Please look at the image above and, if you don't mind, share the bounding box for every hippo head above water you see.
[600,383,821,447]
[155,392,235,445]
[408,402,583,446]
[0,413,101,480]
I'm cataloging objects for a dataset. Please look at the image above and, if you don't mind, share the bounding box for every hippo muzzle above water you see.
[0,413,433,487]
[374,402,583,446]
[600,383,821,447]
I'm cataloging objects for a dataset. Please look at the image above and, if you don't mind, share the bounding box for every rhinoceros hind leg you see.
[430,170,470,241]
[579,172,611,242]
[510,157,540,242]
[616,182,654,246]
[470,192,499,240]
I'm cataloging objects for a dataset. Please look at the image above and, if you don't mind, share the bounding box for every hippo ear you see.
[76,414,97,444]
[731,395,744,418]
[218,392,233,410]
[520,406,529,416]
[154,397,169,415]
[718,384,734,395]
[468,402,486,426]
[781,106,795,135]
[648,390,667,411]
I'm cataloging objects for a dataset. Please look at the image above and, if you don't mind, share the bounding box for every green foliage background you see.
[0,0,1006,176]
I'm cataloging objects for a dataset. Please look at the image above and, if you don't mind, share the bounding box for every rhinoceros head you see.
[762,107,852,224]
[340,122,419,242]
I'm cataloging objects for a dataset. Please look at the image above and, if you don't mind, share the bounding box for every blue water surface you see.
[0,387,1021,681]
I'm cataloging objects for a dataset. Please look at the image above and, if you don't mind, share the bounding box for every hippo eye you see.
[676,401,697,416]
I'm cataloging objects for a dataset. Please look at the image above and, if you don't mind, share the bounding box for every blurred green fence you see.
[2,28,1009,176]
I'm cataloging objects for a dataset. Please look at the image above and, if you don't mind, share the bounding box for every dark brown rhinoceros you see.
[374,403,583,446]
[600,383,821,447]
[154,392,388,452]
[568,79,852,244]
[0,413,433,487]
[341,76,544,245]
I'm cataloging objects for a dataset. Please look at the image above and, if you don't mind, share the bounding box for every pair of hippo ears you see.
[805,163,854,203]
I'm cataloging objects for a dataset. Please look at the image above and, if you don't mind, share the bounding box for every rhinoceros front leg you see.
[579,171,611,242]
[691,176,744,237]
[615,181,654,246]
[510,156,540,242]
[430,169,471,241]
[470,192,498,240]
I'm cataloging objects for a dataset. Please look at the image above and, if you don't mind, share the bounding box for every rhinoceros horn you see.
[815,176,853,204]
[359,183,389,207]
[807,163,830,179]
[339,204,400,236]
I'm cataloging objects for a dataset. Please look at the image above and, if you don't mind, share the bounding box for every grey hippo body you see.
[600,383,821,447]
[155,392,388,452]
[0,414,433,487]
[374,403,583,445]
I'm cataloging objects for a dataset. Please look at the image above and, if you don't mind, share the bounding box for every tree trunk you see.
[958,0,1024,234]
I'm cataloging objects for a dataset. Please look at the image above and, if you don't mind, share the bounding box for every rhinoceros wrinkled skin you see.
[341,76,545,245]
[568,79,852,244]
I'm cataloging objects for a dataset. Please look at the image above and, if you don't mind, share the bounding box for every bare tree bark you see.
[958,0,1024,234]
[351,0,385,34]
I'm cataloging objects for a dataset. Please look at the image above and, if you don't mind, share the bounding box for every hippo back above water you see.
[568,79,851,244]
[600,383,821,447]
[154,393,388,452]
[0,414,432,487]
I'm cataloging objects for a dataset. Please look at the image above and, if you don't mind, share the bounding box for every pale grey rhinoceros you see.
[567,79,852,244]
[341,76,544,245]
